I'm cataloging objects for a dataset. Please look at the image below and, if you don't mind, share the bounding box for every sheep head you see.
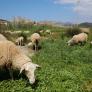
[20,62,40,84]
[67,38,76,46]
[67,39,73,46]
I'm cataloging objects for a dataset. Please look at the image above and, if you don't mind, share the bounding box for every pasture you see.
[0,26,92,92]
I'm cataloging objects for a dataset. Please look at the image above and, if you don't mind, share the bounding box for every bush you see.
[65,27,81,37]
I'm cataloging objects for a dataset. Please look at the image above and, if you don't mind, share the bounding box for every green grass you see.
[1,27,92,92]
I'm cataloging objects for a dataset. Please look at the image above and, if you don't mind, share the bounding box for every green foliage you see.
[88,29,92,41]
[65,27,81,37]
[0,24,8,32]
[0,26,92,92]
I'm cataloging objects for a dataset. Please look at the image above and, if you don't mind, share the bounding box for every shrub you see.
[65,27,81,37]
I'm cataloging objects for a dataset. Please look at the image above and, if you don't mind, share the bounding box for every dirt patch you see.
[81,80,92,92]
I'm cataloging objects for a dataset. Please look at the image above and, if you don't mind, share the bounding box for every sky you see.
[0,0,92,23]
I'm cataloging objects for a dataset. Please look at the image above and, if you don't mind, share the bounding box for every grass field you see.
[0,27,92,92]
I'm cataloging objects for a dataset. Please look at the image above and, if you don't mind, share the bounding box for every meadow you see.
[0,25,92,92]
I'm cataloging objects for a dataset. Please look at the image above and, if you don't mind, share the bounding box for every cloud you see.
[54,0,92,20]
[54,0,78,4]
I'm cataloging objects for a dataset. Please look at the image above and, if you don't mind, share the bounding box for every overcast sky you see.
[0,0,92,23]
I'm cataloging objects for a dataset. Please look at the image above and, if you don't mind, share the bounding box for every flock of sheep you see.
[0,28,91,85]
[15,29,51,51]
[0,29,51,84]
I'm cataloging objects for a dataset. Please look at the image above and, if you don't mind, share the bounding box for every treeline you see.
[0,17,53,32]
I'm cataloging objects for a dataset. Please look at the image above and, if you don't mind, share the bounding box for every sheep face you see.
[20,62,40,84]
[67,39,74,46]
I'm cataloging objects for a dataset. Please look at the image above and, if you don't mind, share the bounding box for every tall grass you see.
[65,27,81,37]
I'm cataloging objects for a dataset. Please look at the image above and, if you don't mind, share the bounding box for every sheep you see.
[39,30,44,34]
[4,31,22,35]
[45,29,51,34]
[0,34,7,41]
[0,41,40,84]
[67,33,88,46]
[30,33,41,51]
[15,36,24,46]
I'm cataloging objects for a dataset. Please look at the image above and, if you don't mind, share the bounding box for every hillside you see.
[79,22,92,28]
[0,24,92,92]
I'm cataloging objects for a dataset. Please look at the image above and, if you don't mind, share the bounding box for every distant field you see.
[0,26,92,92]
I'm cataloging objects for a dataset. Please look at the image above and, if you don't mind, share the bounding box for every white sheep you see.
[39,30,44,34]
[45,29,51,34]
[15,36,24,46]
[27,42,33,48]
[0,34,7,41]
[0,41,40,84]
[67,33,88,46]
[30,33,41,51]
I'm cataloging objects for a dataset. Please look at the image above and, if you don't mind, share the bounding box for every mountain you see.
[38,21,74,27]
[79,22,92,28]
[0,19,9,23]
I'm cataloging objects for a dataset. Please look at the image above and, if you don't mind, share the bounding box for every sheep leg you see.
[78,41,83,46]
[19,41,20,46]
[35,44,37,51]
[35,40,38,51]
[21,40,22,46]
[6,63,14,80]
[19,41,21,46]
[22,40,24,46]
[36,45,38,51]
[36,44,38,51]
[21,41,22,46]
[8,67,14,80]
[80,42,85,46]
[18,42,20,46]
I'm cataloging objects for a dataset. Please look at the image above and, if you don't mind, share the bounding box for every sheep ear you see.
[35,64,41,68]
[20,66,25,74]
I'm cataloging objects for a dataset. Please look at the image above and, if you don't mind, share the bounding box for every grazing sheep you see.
[15,36,24,46]
[67,33,88,46]
[0,34,7,41]
[39,30,44,34]
[45,29,51,34]
[31,33,41,51]
[0,41,40,84]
